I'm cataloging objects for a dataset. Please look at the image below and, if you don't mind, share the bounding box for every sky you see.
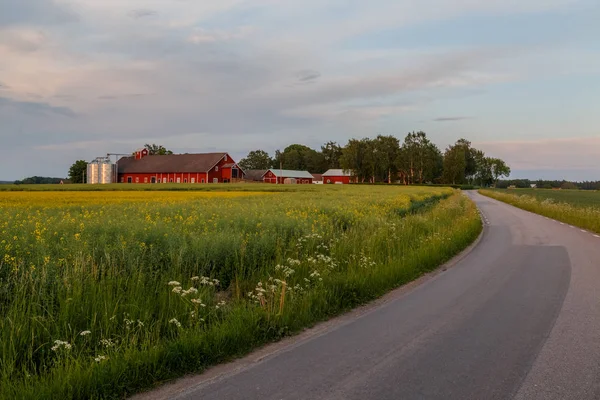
[0,0,599,181]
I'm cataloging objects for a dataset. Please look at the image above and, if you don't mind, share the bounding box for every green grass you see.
[480,188,600,233]
[487,188,600,208]
[0,186,481,399]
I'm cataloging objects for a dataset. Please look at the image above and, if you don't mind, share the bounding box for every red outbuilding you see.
[262,169,314,184]
[322,169,354,184]
[117,151,244,184]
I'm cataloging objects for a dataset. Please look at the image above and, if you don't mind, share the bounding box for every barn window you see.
[224,155,228,161]
[191,178,195,183]
[151,177,156,183]
[170,179,173,183]
[215,166,219,172]
[327,179,331,184]
[135,177,139,183]
[163,178,167,183]
[201,179,205,183]
[177,178,181,183]
[127,177,132,183]
[144,177,148,183]
[213,178,218,183]
[184,178,187,183]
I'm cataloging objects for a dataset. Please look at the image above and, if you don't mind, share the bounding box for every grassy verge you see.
[479,189,600,233]
[0,187,481,399]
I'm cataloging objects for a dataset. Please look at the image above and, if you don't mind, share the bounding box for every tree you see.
[442,144,467,184]
[239,150,273,170]
[144,144,173,155]
[397,132,442,184]
[321,141,343,169]
[68,160,88,184]
[340,138,374,182]
[275,144,327,173]
[374,135,400,183]
[489,158,511,185]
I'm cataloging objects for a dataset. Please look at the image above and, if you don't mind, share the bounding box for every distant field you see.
[488,188,600,208]
[480,189,600,233]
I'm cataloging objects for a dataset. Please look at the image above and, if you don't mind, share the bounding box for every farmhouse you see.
[117,151,244,184]
[262,169,313,184]
[322,169,354,184]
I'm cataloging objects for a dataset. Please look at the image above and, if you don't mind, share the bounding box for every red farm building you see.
[322,169,354,184]
[262,169,314,184]
[117,151,244,184]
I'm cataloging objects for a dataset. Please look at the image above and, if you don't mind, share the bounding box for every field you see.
[480,189,600,233]
[0,185,481,399]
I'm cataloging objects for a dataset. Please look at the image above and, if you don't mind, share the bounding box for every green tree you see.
[144,144,173,155]
[239,150,273,170]
[374,135,400,183]
[68,160,88,184]
[321,141,343,169]
[275,144,327,173]
[490,158,511,186]
[442,144,467,184]
[397,132,441,184]
[340,138,374,182]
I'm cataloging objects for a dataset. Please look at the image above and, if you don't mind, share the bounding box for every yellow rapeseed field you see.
[0,185,480,399]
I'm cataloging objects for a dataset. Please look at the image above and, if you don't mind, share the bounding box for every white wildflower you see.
[94,355,108,363]
[169,318,182,328]
[168,281,181,286]
[191,276,200,281]
[172,286,183,294]
[51,340,71,352]
[80,330,92,336]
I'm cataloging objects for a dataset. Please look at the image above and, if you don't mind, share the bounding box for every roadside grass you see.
[479,189,600,233]
[0,186,481,399]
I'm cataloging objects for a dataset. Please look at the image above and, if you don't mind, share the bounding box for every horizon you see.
[1,0,598,181]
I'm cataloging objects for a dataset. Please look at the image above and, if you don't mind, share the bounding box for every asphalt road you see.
[137,192,600,400]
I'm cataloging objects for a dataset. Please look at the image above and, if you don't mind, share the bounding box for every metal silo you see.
[87,157,115,184]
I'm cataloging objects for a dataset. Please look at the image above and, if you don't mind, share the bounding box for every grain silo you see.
[87,157,115,184]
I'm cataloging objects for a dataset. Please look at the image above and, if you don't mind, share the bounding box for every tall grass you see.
[0,186,481,399]
[480,189,600,233]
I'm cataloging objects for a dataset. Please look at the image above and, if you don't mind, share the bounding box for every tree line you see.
[239,132,511,186]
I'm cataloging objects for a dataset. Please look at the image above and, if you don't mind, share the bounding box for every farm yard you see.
[0,185,481,399]
[480,189,600,233]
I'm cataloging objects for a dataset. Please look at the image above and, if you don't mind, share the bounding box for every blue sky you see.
[0,0,598,180]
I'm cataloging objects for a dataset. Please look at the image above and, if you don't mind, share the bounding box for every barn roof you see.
[323,169,353,177]
[245,170,267,181]
[118,153,228,174]
[265,169,314,179]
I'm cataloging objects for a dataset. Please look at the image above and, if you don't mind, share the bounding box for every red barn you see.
[262,169,313,184]
[117,152,244,184]
[322,169,354,184]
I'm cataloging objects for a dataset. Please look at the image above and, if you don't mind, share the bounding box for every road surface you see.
[136,192,600,400]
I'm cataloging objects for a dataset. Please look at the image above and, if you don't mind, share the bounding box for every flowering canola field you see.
[0,186,481,399]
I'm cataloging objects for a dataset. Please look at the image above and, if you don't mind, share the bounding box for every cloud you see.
[128,9,158,19]
[0,96,77,117]
[296,69,321,83]
[97,93,153,100]
[475,136,600,171]
[0,0,78,27]
[432,116,472,122]
[187,26,256,44]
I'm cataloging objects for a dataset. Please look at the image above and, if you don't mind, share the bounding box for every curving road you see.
[136,192,600,400]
